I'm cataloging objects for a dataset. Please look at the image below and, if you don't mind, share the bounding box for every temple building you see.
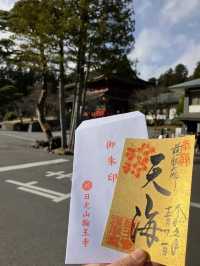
[65,73,149,119]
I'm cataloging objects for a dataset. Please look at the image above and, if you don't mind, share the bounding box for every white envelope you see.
[65,111,148,264]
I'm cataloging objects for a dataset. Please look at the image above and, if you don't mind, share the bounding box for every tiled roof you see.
[170,79,200,89]
[142,92,179,105]
[179,112,200,121]
[65,74,149,89]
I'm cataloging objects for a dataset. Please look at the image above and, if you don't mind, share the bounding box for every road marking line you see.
[6,180,66,196]
[0,159,68,173]
[46,171,65,177]
[18,187,58,200]
[56,173,72,180]
[45,170,72,180]
[0,132,35,142]
[6,179,71,203]
[191,202,200,209]
[54,194,71,203]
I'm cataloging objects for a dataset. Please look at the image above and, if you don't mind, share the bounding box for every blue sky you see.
[0,0,14,11]
[1,0,200,80]
[131,0,200,79]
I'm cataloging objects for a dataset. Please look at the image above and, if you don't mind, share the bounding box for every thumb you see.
[111,249,147,266]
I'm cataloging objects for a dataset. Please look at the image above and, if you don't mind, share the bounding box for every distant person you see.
[171,132,175,138]
[165,132,169,138]
[158,129,164,139]
[196,132,200,155]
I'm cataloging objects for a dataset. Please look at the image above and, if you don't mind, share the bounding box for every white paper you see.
[65,111,148,264]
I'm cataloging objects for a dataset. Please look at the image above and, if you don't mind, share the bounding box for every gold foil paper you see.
[102,136,195,266]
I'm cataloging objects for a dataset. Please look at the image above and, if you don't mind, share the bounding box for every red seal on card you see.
[82,180,93,191]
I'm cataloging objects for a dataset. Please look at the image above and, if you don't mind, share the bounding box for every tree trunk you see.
[68,85,80,150]
[36,70,53,149]
[36,47,53,149]
[68,1,89,151]
[68,53,86,150]
[80,39,93,119]
[59,38,67,148]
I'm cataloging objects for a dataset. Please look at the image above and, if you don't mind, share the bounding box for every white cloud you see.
[136,0,152,16]
[130,0,200,80]
[146,41,200,79]
[172,34,187,47]
[161,0,200,25]
[129,26,200,79]
[136,64,157,79]
[0,0,16,11]
[128,28,171,79]
[173,41,200,74]
[129,28,169,63]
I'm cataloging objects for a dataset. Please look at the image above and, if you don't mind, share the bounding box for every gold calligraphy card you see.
[102,136,195,266]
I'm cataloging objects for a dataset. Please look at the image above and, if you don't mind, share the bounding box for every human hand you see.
[84,249,162,266]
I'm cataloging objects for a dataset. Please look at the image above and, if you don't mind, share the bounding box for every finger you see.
[111,249,147,266]
[83,264,107,266]
[145,261,165,266]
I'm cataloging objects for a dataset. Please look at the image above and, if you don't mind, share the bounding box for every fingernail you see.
[131,249,147,264]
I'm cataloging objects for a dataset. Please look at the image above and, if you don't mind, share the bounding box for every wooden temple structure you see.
[65,74,150,119]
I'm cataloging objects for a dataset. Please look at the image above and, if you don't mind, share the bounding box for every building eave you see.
[169,78,200,90]
[65,74,150,90]
[178,112,200,121]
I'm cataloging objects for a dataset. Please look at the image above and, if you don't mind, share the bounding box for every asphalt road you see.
[0,132,74,266]
[0,131,200,266]
[187,156,200,266]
